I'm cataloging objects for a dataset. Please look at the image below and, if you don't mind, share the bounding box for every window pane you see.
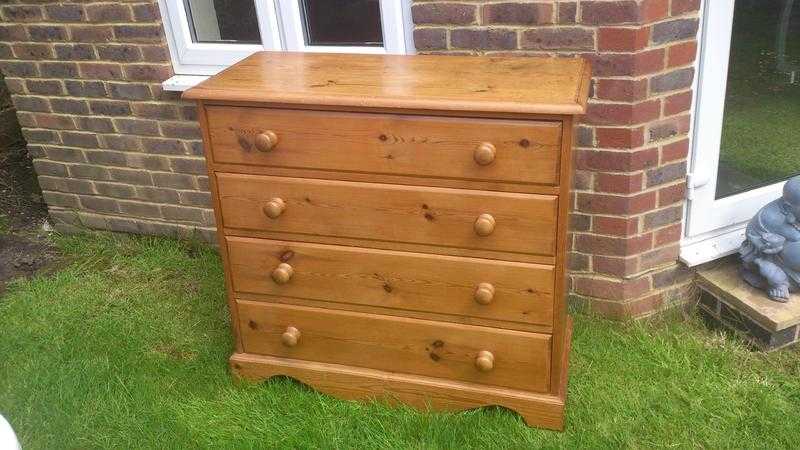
[184,0,261,44]
[300,0,383,47]
[716,0,800,198]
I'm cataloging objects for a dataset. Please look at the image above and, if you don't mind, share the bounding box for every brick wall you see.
[0,1,215,241]
[1,0,701,318]
[412,0,700,318]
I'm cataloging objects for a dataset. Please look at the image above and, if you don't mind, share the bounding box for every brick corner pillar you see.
[411,0,702,319]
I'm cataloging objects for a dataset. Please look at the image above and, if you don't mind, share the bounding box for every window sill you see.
[679,225,745,267]
[162,75,210,92]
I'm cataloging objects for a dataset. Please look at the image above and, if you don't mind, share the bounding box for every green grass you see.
[2,233,800,448]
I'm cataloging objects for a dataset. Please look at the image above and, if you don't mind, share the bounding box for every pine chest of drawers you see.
[185,51,590,430]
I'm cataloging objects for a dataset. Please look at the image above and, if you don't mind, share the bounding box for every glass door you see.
[683,0,800,265]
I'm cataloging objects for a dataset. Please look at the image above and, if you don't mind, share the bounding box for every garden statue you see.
[740,175,800,302]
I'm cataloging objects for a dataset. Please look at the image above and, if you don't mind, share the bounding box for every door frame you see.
[681,0,790,266]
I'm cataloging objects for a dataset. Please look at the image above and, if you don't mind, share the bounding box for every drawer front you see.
[206,106,563,186]
[238,301,551,392]
[217,174,558,257]
[228,237,555,327]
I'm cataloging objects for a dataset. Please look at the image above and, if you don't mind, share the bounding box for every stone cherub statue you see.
[740,175,800,302]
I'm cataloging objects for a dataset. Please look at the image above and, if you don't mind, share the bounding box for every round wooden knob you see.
[474,282,495,305]
[271,263,294,284]
[473,142,496,166]
[262,198,285,219]
[474,214,496,237]
[475,350,495,372]
[281,326,301,347]
[255,130,278,152]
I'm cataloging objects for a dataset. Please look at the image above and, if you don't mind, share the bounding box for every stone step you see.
[697,259,800,351]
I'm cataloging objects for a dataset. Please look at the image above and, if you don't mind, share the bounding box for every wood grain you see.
[237,301,552,393]
[206,106,562,186]
[216,173,558,257]
[230,352,567,430]
[184,51,590,116]
[226,237,555,327]
[190,52,589,430]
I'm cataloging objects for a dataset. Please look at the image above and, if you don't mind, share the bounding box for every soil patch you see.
[0,232,58,295]
[0,145,48,231]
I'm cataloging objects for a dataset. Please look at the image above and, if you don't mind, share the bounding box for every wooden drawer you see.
[217,174,558,258]
[206,106,563,186]
[227,237,555,328]
[237,301,551,392]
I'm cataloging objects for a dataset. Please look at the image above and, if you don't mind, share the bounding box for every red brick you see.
[661,139,689,162]
[657,182,686,207]
[595,172,643,194]
[576,191,656,215]
[595,78,648,102]
[581,1,639,25]
[576,147,659,172]
[654,223,682,246]
[594,216,640,236]
[664,90,693,116]
[594,255,640,277]
[574,275,650,300]
[667,41,697,67]
[598,27,649,52]
[586,99,660,126]
[596,127,645,149]
[634,48,665,75]
[640,0,669,23]
[672,0,701,15]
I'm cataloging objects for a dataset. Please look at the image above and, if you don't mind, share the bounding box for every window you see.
[158,0,413,86]
[682,0,800,265]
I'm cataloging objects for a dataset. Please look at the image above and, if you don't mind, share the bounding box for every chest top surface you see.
[184,52,590,116]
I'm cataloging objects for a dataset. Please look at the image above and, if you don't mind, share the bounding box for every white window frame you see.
[157,0,414,89]
[275,0,411,54]
[681,0,792,266]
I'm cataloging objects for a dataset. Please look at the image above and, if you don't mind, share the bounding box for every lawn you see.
[1,232,800,448]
